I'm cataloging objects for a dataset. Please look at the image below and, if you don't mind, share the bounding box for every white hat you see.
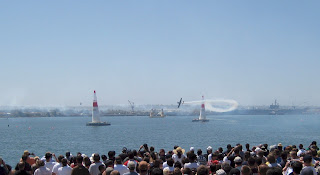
[190,147,195,151]
[216,169,226,175]
[223,156,231,165]
[255,147,261,152]
[234,156,242,163]
[207,146,212,151]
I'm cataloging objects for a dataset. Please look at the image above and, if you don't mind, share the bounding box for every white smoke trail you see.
[184,99,238,112]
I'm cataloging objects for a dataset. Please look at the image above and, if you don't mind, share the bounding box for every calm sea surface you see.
[0,115,320,166]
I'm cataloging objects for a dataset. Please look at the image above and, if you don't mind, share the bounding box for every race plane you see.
[177,98,183,108]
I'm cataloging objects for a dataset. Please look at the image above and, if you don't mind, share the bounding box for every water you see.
[0,115,320,166]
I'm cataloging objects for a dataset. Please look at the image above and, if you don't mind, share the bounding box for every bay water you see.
[0,115,319,166]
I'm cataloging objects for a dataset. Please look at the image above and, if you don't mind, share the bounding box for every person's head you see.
[291,161,302,175]
[197,149,203,156]
[153,159,163,169]
[151,168,163,175]
[45,152,52,161]
[101,155,107,161]
[167,158,174,167]
[21,155,28,162]
[258,164,269,175]
[229,168,240,175]
[159,149,165,156]
[108,151,116,159]
[197,165,209,175]
[241,165,251,175]
[182,168,192,175]
[115,156,122,164]
[267,155,276,164]
[105,167,114,175]
[220,163,230,174]
[173,167,182,175]
[83,156,91,167]
[128,161,136,171]
[138,161,149,174]
[57,155,64,163]
[188,152,197,162]
[99,164,106,173]
[174,161,182,169]
[93,153,100,162]
[61,158,68,167]
[303,155,312,165]
[128,151,134,159]
[266,167,282,175]
[76,155,83,165]
[290,151,297,158]
[111,170,120,175]
[66,152,71,157]
[36,160,45,167]
[246,143,250,150]
[17,162,25,170]
[248,157,256,166]
[215,169,227,175]
[256,157,263,166]
[234,156,242,166]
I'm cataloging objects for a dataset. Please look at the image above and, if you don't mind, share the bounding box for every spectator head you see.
[241,165,251,175]
[229,168,240,175]
[61,158,68,167]
[197,165,209,175]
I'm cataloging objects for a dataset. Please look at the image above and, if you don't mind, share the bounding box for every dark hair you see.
[266,167,282,175]
[197,149,202,155]
[197,165,209,175]
[174,161,182,169]
[167,158,174,167]
[58,155,64,162]
[115,156,122,164]
[258,164,269,175]
[183,168,192,175]
[292,161,303,174]
[76,156,83,164]
[151,168,163,175]
[241,165,251,175]
[230,168,240,175]
[61,158,68,167]
[128,152,134,159]
[248,157,256,166]
[99,164,106,171]
[173,167,182,175]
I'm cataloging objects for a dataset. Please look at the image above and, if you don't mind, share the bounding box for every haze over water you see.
[1,114,319,166]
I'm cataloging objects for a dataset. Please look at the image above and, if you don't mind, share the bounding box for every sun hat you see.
[207,146,213,151]
[173,147,185,154]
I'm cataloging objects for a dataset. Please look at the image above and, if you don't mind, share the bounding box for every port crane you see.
[128,100,135,113]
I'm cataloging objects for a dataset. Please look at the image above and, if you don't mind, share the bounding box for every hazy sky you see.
[1,1,319,106]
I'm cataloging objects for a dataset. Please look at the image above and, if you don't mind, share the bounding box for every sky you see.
[0,1,319,107]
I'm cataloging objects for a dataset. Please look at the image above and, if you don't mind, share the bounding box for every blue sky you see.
[0,1,319,106]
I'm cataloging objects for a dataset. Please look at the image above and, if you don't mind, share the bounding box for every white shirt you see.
[34,166,51,175]
[114,164,129,175]
[184,162,199,169]
[172,154,186,164]
[52,163,62,174]
[45,161,57,172]
[57,166,72,175]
